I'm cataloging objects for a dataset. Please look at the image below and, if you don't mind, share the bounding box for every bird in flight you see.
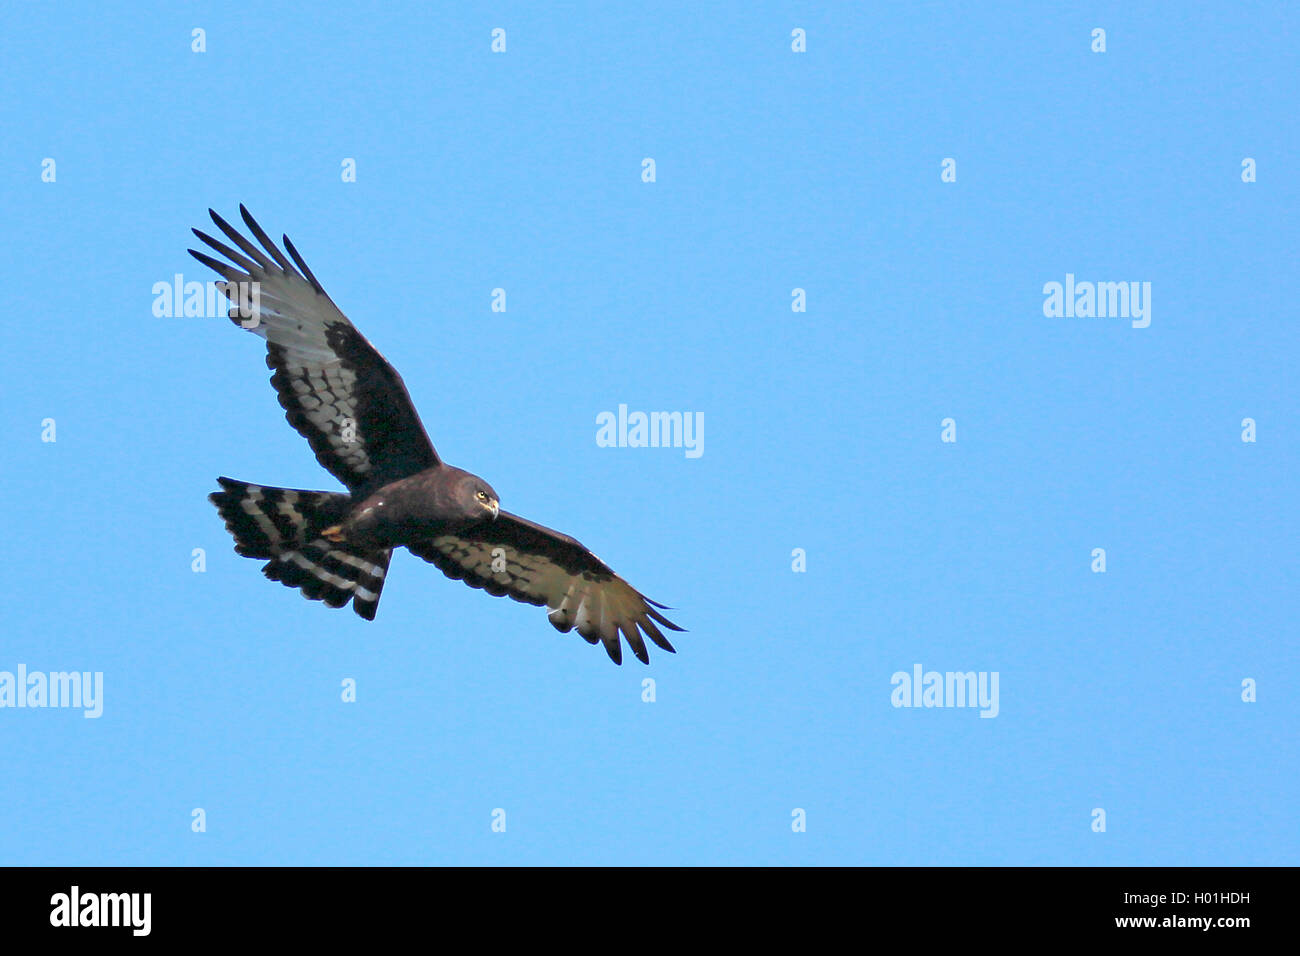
[189,206,683,664]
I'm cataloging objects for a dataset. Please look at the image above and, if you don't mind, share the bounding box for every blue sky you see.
[1,2,1296,865]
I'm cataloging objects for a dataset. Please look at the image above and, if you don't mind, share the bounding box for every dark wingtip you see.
[238,205,298,274]
[646,605,686,633]
[282,231,326,294]
[655,637,678,653]
[239,205,257,234]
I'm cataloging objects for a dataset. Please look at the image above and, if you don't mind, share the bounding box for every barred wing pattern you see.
[407,512,684,665]
[189,206,439,496]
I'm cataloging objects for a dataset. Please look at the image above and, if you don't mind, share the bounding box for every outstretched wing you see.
[407,512,684,665]
[189,206,439,495]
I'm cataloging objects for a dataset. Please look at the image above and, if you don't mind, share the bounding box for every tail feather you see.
[263,538,392,621]
[210,476,349,558]
[209,477,391,620]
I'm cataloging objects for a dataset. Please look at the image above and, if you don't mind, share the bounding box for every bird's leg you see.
[321,524,347,543]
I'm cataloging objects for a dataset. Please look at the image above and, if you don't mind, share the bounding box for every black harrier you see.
[190,206,682,664]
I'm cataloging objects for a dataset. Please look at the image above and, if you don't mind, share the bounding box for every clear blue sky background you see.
[1,2,1295,865]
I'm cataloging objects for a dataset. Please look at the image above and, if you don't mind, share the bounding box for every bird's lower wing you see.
[406,511,683,664]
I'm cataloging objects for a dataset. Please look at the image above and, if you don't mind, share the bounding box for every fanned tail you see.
[209,477,391,620]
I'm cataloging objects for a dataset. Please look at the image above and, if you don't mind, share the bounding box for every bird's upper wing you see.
[189,206,439,495]
[406,511,684,664]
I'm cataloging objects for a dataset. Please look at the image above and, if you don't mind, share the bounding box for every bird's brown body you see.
[325,465,499,548]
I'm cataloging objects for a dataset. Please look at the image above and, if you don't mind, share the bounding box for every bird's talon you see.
[321,524,346,543]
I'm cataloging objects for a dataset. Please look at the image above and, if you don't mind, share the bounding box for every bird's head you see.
[453,470,500,522]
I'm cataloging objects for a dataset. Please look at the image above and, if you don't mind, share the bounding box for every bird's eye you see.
[477,491,488,501]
